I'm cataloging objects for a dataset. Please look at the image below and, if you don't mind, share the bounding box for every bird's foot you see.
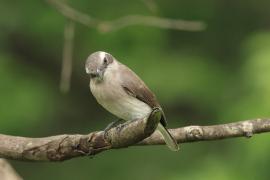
[104,119,126,132]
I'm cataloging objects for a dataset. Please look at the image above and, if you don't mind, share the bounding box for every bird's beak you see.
[86,67,102,79]
[86,67,96,77]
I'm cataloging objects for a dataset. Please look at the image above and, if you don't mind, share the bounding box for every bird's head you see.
[85,51,114,81]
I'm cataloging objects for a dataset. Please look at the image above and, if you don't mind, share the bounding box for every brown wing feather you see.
[119,63,167,126]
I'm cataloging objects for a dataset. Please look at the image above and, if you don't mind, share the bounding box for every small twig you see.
[60,19,75,93]
[46,0,98,27]
[46,0,206,32]
[0,118,269,162]
[97,15,205,32]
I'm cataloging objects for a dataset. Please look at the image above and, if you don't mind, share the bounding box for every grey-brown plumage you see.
[120,65,167,127]
[85,51,179,151]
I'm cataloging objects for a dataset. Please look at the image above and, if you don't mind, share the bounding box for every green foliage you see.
[0,54,55,134]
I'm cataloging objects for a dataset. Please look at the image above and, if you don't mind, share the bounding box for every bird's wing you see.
[119,63,167,126]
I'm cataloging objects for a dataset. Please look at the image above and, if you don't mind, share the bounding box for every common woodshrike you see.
[85,51,179,151]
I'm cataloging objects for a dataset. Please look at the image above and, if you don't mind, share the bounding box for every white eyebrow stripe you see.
[99,51,106,60]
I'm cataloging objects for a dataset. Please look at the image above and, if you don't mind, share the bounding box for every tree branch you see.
[46,0,206,32]
[0,108,161,161]
[0,118,269,162]
[140,118,270,145]
[46,0,98,27]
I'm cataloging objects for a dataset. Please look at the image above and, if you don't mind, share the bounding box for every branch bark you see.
[0,118,269,162]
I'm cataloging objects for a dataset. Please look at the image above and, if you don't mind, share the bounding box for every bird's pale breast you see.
[90,65,152,121]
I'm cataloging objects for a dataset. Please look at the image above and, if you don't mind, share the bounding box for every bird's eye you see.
[103,57,108,64]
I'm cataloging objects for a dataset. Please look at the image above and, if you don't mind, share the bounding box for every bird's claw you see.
[104,119,125,132]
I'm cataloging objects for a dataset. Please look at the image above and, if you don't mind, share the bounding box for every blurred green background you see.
[1,0,270,179]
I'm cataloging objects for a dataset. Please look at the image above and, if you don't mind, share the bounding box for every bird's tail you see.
[157,123,179,151]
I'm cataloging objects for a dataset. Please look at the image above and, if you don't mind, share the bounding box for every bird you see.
[85,51,179,151]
